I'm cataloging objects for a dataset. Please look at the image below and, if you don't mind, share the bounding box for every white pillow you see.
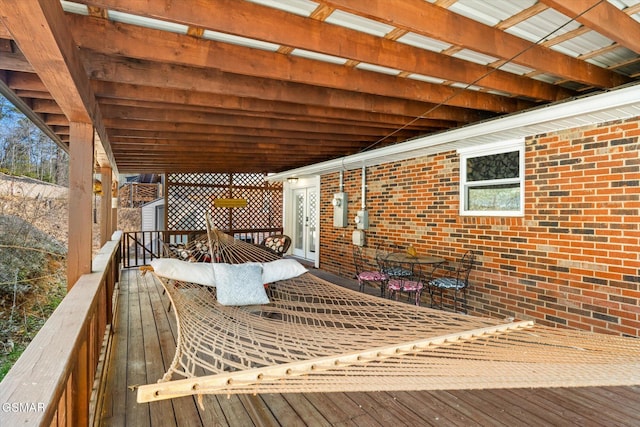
[261,259,307,283]
[213,263,269,306]
[150,258,215,287]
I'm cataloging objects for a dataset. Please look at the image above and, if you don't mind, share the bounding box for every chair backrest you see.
[374,246,388,272]
[260,234,291,256]
[456,250,475,285]
[352,245,368,274]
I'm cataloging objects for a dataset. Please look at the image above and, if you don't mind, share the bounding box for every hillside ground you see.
[0,173,140,379]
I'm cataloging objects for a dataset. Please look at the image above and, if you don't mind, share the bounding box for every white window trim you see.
[457,138,525,217]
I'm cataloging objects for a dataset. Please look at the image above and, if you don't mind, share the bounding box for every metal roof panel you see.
[245,0,319,17]
[324,10,395,37]
[449,0,537,27]
[506,9,579,43]
[396,32,452,52]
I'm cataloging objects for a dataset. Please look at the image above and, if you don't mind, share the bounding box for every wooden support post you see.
[68,122,94,289]
[100,166,112,246]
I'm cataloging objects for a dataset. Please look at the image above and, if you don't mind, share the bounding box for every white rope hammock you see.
[137,226,640,403]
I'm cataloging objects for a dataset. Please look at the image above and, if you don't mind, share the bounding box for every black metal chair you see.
[380,256,425,306]
[353,245,388,296]
[428,250,475,313]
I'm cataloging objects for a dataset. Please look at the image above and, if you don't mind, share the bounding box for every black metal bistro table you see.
[384,252,446,268]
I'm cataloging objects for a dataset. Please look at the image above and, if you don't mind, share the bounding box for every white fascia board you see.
[266,83,640,181]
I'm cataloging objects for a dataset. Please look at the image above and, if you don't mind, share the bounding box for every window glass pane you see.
[466,150,519,182]
[466,183,520,211]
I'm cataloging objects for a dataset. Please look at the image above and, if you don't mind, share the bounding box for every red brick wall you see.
[319,117,640,337]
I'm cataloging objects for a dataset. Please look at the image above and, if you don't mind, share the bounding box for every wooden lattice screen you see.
[119,183,160,208]
[166,173,283,238]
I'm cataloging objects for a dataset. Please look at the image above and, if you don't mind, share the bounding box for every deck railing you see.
[0,231,122,426]
[122,228,283,267]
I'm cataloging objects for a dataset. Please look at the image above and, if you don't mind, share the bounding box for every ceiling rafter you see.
[0,0,117,173]
[496,3,550,30]
[70,0,572,102]
[98,96,453,131]
[316,0,630,88]
[0,0,637,173]
[540,0,640,54]
[71,17,530,114]
[91,80,477,125]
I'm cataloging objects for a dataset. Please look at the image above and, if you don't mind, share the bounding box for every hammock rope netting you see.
[138,223,640,403]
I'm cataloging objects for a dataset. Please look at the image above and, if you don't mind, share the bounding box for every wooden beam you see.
[316,0,630,88]
[496,3,549,30]
[97,100,434,131]
[0,0,117,174]
[83,51,530,115]
[0,51,34,72]
[0,76,65,150]
[98,104,422,137]
[106,126,378,143]
[96,95,458,129]
[110,137,369,150]
[92,80,489,124]
[0,0,91,120]
[540,0,640,54]
[104,117,420,136]
[73,0,573,102]
[71,15,526,113]
[67,122,94,289]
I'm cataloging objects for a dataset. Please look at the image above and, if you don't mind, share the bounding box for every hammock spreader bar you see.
[138,320,535,402]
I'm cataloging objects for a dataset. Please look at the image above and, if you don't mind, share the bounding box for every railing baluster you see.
[119,228,284,267]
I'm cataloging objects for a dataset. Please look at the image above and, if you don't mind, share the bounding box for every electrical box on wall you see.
[352,229,365,246]
[354,210,369,229]
[332,192,348,227]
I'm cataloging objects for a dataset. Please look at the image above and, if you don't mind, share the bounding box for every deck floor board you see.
[96,268,640,426]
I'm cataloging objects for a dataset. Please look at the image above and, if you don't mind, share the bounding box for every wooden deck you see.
[96,268,640,426]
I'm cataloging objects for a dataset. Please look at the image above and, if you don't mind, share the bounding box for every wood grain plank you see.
[124,270,151,427]
[95,269,640,426]
[507,388,590,424]
[139,274,177,427]
[100,270,131,426]
[429,391,509,427]
[145,274,208,427]
[471,388,553,426]
[390,390,476,426]
[568,387,640,425]
[299,393,363,426]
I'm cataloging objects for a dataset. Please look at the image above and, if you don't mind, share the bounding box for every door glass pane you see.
[307,190,317,253]
[294,192,304,250]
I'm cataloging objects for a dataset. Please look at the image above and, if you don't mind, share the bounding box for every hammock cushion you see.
[261,258,307,283]
[212,262,269,306]
[149,258,215,287]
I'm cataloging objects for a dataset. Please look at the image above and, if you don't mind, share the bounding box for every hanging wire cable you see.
[358,0,607,153]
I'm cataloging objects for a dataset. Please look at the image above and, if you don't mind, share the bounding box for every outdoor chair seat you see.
[357,271,388,282]
[429,277,465,290]
[353,245,388,296]
[387,277,424,306]
[429,250,475,313]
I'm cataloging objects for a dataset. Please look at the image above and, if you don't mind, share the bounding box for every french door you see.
[292,187,318,261]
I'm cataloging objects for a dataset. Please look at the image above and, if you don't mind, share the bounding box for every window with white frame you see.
[458,139,525,216]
